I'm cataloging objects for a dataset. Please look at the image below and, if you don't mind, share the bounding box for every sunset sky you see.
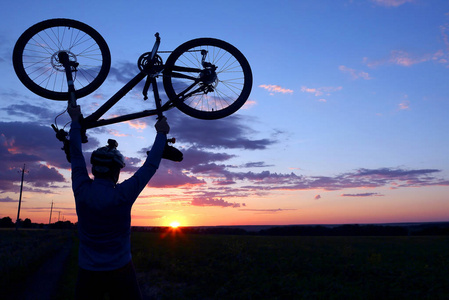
[1,0,449,227]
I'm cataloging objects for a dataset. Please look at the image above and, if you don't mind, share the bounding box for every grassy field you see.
[131,231,449,299]
[0,229,74,299]
[1,229,448,299]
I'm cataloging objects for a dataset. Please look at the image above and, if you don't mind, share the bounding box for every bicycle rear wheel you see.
[13,18,111,100]
[163,38,252,120]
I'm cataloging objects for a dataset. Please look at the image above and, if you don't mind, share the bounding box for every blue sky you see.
[1,0,449,226]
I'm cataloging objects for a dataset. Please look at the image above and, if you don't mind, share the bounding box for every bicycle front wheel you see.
[12,18,111,100]
[163,38,252,120]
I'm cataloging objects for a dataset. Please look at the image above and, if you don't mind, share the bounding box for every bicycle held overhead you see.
[12,18,253,149]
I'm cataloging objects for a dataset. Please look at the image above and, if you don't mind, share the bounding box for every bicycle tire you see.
[12,18,111,100]
[163,38,252,120]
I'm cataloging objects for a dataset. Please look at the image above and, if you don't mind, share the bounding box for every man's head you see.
[90,139,125,183]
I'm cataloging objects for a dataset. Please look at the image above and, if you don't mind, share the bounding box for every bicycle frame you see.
[82,72,172,129]
[59,32,173,130]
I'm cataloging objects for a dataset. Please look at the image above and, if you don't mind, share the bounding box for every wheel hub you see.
[51,50,77,72]
[199,68,218,92]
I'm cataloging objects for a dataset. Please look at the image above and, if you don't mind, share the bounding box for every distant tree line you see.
[3,216,447,235]
[133,223,449,236]
[0,216,76,229]
[258,224,409,236]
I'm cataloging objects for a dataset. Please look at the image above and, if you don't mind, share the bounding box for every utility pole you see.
[15,164,27,231]
[49,201,54,225]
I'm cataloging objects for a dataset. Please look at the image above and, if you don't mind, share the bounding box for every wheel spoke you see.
[14,19,110,99]
[168,43,246,114]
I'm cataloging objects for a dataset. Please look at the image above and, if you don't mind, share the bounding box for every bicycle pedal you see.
[162,144,183,162]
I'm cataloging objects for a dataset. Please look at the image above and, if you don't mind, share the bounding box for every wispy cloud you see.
[239,208,296,214]
[398,100,410,110]
[300,85,342,102]
[125,119,147,131]
[108,61,140,84]
[371,0,414,7]
[259,84,293,95]
[301,86,343,97]
[3,103,60,123]
[396,94,411,111]
[191,197,245,208]
[389,50,429,66]
[364,50,441,68]
[242,99,257,109]
[436,16,449,66]
[191,166,449,196]
[341,193,384,197]
[0,196,17,203]
[148,135,449,205]
[339,65,372,80]
[364,12,449,69]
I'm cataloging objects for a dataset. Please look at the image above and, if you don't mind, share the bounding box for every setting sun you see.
[170,221,180,228]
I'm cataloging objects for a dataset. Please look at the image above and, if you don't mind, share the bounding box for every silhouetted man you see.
[69,105,169,300]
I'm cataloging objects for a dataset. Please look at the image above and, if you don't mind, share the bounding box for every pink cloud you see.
[92,93,105,100]
[301,86,319,95]
[364,50,442,68]
[398,100,410,110]
[389,50,428,66]
[242,99,257,109]
[259,84,293,94]
[301,86,343,99]
[107,129,129,137]
[339,65,372,80]
[440,24,449,50]
[436,23,449,66]
[363,20,449,68]
[125,119,147,131]
[191,197,244,208]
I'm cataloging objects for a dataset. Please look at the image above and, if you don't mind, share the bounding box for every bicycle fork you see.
[58,51,78,108]
[55,51,87,143]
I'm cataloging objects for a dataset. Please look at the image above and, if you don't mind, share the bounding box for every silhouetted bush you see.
[49,220,76,229]
[0,217,14,228]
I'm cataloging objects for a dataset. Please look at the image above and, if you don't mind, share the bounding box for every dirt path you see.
[13,238,74,300]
